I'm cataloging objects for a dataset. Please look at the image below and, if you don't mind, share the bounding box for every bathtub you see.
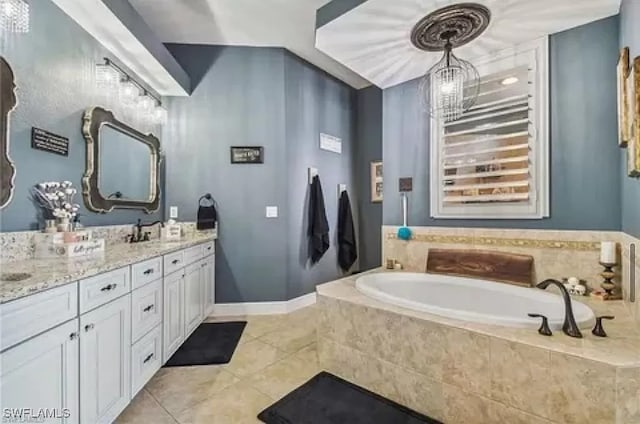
[355,272,595,329]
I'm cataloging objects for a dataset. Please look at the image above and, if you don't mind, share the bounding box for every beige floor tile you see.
[144,366,239,417]
[175,381,274,424]
[243,314,289,337]
[246,344,321,400]
[116,390,177,424]
[224,338,286,377]
[283,306,318,327]
[258,321,316,353]
[201,317,256,345]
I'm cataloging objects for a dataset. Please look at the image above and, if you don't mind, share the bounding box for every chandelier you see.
[0,0,29,33]
[412,3,491,122]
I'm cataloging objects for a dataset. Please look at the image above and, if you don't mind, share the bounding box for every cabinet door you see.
[184,263,203,338]
[203,255,215,317]
[80,295,131,424]
[0,319,79,424]
[163,270,184,363]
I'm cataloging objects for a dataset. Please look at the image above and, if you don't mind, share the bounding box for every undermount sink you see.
[0,272,32,282]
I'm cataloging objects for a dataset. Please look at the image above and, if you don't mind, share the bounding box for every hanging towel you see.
[338,190,357,272]
[308,175,330,263]
[197,194,217,230]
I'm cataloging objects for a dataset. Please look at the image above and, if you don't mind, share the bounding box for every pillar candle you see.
[600,241,617,264]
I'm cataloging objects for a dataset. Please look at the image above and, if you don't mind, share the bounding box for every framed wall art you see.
[628,57,640,178]
[618,47,630,147]
[370,160,383,203]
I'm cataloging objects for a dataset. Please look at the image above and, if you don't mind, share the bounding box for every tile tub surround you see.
[382,226,624,292]
[317,275,640,424]
[0,230,216,304]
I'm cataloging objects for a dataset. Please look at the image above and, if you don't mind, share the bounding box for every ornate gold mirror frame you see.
[82,107,162,213]
[0,56,17,209]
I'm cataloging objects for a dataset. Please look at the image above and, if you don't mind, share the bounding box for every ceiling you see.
[128,0,371,89]
[316,0,621,89]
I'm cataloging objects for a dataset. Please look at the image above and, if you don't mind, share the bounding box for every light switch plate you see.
[266,206,278,218]
[169,206,178,219]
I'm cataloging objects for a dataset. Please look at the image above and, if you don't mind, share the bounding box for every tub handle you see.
[592,316,614,338]
[528,313,552,336]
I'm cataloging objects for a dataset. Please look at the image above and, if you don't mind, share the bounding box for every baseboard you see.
[212,292,316,316]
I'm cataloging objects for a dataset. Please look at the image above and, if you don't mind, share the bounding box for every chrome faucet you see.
[535,279,582,338]
[129,219,164,243]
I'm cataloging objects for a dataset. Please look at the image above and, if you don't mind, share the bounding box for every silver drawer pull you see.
[143,353,154,364]
[69,332,79,340]
[84,323,95,332]
[143,268,155,275]
[143,304,155,313]
[100,283,116,292]
[207,246,212,251]
[171,259,180,265]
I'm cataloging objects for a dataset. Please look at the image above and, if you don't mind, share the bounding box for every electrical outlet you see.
[169,206,178,219]
[266,206,278,218]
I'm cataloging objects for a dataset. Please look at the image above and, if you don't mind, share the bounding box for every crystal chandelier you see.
[0,0,29,33]
[412,3,491,122]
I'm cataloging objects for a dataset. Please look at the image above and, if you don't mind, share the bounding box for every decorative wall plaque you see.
[31,127,69,156]
[230,146,264,164]
[0,56,17,209]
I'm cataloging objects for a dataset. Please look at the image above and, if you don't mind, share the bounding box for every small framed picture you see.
[629,58,640,178]
[370,161,383,202]
[230,146,264,164]
[618,47,630,147]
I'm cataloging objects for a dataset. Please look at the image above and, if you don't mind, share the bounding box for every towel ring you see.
[199,193,215,206]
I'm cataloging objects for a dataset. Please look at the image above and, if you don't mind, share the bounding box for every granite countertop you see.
[317,270,640,367]
[0,231,217,304]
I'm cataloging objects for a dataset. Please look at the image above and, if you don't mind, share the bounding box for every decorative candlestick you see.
[599,262,618,298]
[597,241,620,300]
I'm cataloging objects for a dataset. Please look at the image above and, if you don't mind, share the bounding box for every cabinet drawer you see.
[0,282,78,351]
[131,279,163,343]
[131,324,162,397]
[183,245,202,265]
[163,251,185,275]
[79,267,130,314]
[131,257,162,290]
[202,241,215,257]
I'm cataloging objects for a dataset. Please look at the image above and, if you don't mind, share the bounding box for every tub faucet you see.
[535,279,582,338]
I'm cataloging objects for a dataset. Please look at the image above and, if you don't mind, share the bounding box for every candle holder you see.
[599,262,621,300]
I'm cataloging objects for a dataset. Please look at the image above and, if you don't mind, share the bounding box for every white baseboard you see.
[212,292,316,316]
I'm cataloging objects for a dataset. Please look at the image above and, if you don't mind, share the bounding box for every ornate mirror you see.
[82,107,162,213]
[0,56,17,209]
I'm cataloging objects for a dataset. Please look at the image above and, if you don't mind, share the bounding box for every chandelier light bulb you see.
[119,79,139,106]
[0,0,30,33]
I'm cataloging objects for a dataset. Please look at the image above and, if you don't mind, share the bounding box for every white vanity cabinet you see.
[79,294,131,424]
[163,270,185,362]
[1,238,215,424]
[184,262,204,337]
[0,319,80,424]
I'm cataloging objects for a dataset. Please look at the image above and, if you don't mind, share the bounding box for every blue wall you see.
[355,86,383,270]
[382,16,621,231]
[0,0,163,231]
[620,0,640,238]
[284,53,357,298]
[163,45,289,303]
[164,45,358,303]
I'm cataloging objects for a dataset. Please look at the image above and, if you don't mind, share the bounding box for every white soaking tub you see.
[355,272,595,330]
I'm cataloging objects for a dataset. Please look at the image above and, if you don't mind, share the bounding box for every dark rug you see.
[257,372,442,424]
[164,321,246,367]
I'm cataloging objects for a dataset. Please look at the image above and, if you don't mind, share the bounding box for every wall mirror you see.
[0,56,17,209]
[82,107,161,213]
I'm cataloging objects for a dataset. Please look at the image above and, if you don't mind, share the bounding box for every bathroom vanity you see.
[0,233,216,424]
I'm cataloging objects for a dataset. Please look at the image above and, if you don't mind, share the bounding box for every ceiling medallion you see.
[411,3,491,52]
[413,3,491,121]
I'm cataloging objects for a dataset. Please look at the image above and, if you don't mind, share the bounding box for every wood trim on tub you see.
[426,249,534,287]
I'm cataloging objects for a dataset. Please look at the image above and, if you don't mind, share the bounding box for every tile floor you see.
[116,306,320,424]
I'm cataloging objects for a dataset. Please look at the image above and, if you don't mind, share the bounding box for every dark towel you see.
[338,190,357,271]
[197,194,217,230]
[308,175,329,263]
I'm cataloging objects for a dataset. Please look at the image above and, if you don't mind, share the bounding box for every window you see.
[430,37,549,219]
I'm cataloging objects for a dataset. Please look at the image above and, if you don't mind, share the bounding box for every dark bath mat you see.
[164,321,246,367]
[257,372,442,424]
